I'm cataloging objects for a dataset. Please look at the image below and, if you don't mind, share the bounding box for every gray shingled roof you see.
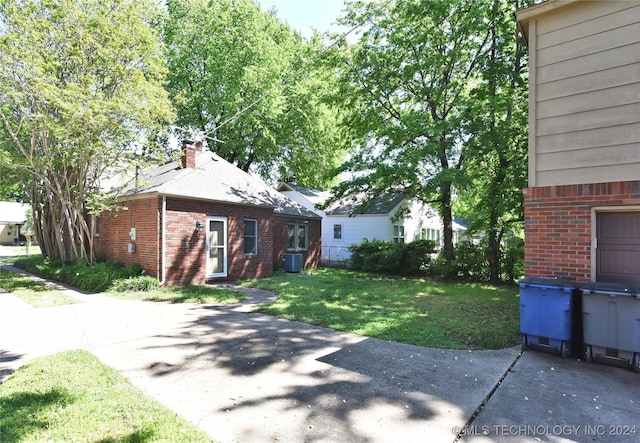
[325,193,405,216]
[277,182,405,216]
[277,182,331,206]
[116,151,320,219]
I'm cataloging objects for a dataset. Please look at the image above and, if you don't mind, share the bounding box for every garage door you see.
[596,212,640,285]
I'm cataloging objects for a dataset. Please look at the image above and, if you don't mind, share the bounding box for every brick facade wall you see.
[272,216,321,271]
[94,197,161,277]
[524,180,640,283]
[96,196,323,285]
[164,199,274,285]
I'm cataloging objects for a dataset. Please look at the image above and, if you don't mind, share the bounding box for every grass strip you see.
[0,350,212,442]
[109,284,244,304]
[241,268,520,350]
[0,268,78,307]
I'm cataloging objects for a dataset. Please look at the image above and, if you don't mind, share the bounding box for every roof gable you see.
[277,183,406,216]
[325,193,406,216]
[277,182,331,207]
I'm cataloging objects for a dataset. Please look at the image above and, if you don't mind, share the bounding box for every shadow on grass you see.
[97,426,156,443]
[0,350,23,384]
[0,268,49,293]
[158,285,242,304]
[0,388,75,441]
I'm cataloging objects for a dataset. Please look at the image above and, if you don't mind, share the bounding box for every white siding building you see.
[277,182,466,263]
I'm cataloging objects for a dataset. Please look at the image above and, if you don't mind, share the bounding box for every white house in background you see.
[277,182,467,263]
[0,201,30,246]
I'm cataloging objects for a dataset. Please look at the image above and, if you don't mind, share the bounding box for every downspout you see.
[160,195,166,285]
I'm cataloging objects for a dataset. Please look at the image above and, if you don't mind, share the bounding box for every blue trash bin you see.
[519,277,577,357]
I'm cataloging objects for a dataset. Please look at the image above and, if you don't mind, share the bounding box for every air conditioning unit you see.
[283,253,303,273]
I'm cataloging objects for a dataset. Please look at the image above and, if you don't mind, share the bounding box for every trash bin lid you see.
[584,281,638,296]
[518,277,576,290]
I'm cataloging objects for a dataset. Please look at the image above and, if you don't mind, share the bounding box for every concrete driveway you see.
[1,261,638,443]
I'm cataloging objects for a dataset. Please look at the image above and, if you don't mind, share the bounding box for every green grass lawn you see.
[0,244,42,257]
[0,268,78,307]
[241,268,521,350]
[1,255,243,305]
[108,284,244,304]
[0,350,211,442]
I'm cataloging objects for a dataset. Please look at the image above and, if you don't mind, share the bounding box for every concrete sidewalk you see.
[1,262,638,442]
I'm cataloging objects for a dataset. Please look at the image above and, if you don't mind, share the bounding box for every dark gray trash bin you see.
[582,282,640,373]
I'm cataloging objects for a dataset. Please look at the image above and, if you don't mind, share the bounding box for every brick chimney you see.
[181,140,196,169]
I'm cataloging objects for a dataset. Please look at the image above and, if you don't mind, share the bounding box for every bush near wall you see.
[11,256,144,292]
[427,240,524,283]
[348,238,524,283]
[348,239,437,276]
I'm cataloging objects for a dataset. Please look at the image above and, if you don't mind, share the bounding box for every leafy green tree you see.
[0,145,21,201]
[326,0,493,270]
[456,0,533,283]
[0,0,173,263]
[163,0,344,187]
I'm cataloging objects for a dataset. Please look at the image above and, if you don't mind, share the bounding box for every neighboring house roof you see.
[277,182,331,207]
[278,182,406,216]
[324,193,406,216]
[113,151,320,219]
[0,201,28,224]
[453,217,469,230]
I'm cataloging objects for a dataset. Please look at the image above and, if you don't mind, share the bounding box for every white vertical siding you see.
[321,201,456,262]
[322,214,390,262]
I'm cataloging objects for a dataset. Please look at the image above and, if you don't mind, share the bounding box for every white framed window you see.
[333,224,342,240]
[243,219,257,255]
[93,215,100,236]
[429,229,440,245]
[287,223,308,251]
[393,224,405,243]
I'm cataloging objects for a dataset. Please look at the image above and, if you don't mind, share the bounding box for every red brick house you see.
[517,0,640,285]
[94,141,321,285]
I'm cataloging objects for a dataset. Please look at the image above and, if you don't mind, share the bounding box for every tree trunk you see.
[441,181,455,274]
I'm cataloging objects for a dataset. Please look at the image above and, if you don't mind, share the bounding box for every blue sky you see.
[256,0,347,37]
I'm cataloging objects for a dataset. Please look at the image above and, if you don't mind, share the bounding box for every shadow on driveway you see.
[133,303,518,443]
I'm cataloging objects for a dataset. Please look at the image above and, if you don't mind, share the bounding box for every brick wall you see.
[164,198,274,285]
[273,216,321,271]
[524,180,640,283]
[94,197,161,277]
[96,196,276,285]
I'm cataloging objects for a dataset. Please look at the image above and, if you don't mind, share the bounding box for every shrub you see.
[110,275,160,292]
[502,237,524,283]
[424,239,525,283]
[11,256,144,292]
[348,239,437,276]
[452,241,490,281]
